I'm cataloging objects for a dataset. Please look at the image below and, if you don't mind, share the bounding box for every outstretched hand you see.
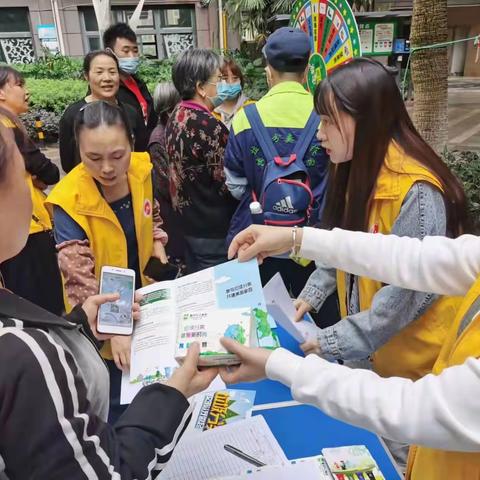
[228,225,301,263]
[218,337,272,384]
[167,343,219,398]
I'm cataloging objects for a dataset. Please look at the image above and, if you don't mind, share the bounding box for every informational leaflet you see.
[263,273,318,343]
[122,259,279,403]
[186,389,256,436]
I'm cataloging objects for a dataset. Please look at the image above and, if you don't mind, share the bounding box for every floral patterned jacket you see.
[165,101,238,239]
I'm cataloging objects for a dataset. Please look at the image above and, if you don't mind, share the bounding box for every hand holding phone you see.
[97,266,135,336]
[143,256,179,282]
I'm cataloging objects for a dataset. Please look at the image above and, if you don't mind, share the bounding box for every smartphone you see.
[143,256,179,282]
[97,266,135,336]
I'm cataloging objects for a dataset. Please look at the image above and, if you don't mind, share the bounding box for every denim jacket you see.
[300,181,447,361]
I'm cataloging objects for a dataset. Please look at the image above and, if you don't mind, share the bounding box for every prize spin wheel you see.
[290,0,362,92]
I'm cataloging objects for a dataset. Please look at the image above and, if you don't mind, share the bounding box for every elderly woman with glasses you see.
[165,49,238,273]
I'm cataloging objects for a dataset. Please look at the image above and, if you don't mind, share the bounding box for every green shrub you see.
[231,55,268,100]
[26,78,86,113]
[444,150,480,233]
[14,55,83,80]
[138,58,175,91]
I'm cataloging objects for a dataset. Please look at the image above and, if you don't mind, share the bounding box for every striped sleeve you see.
[0,328,191,480]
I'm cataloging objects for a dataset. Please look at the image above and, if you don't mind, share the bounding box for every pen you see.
[223,444,266,468]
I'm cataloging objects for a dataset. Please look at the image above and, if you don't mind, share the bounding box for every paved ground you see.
[42,76,480,176]
[447,77,480,151]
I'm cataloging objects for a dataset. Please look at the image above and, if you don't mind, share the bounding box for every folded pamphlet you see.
[175,308,256,366]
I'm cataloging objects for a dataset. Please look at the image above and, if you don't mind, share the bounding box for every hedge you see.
[26,78,87,114]
[444,150,480,234]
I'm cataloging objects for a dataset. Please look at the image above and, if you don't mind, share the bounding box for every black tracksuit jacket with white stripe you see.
[0,291,191,480]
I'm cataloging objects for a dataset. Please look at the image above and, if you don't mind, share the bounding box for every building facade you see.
[0,0,230,63]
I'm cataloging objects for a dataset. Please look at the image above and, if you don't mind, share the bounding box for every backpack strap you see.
[244,104,320,168]
[291,111,321,163]
[244,104,296,167]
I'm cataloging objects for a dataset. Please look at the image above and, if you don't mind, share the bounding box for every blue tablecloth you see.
[230,324,403,479]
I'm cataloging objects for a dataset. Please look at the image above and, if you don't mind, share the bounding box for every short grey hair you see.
[153,82,180,114]
[172,48,220,100]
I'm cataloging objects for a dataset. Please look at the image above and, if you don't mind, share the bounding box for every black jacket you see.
[0,290,191,480]
[59,98,148,174]
[117,75,158,144]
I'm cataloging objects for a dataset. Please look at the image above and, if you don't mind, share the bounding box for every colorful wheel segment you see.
[291,0,362,91]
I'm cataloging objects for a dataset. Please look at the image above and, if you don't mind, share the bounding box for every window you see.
[0,8,35,64]
[0,7,30,33]
[79,7,102,53]
[79,6,196,59]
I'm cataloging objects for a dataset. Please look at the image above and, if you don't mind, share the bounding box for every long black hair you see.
[315,57,468,237]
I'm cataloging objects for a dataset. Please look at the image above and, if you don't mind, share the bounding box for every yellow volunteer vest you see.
[26,174,53,234]
[406,275,480,479]
[336,143,461,380]
[0,115,52,234]
[46,152,154,359]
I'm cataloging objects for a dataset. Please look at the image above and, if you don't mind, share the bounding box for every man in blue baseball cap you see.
[224,27,337,327]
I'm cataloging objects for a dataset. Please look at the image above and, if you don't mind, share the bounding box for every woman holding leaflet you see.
[48,100,168,422]
[221,223,480,479]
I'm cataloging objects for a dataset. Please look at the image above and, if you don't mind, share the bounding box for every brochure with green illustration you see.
[322,445,385,479]
[175,308,256,366]
[127,259,279,391]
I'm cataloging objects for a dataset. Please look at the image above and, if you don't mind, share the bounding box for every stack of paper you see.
[175,308,254,366]
[216,456,334,479]
[159,416,288,480]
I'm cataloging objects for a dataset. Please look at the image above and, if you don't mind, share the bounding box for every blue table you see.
[231,325,403,480]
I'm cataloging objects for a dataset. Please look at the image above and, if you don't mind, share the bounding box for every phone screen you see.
[98,271,134,328]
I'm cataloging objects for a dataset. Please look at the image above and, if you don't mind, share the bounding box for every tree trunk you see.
[410,0,448,152]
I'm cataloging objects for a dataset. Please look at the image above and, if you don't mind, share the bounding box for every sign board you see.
[374,23,394,54]
[358,21,396,55]
[37,24,59,54]
[359,24,373,54]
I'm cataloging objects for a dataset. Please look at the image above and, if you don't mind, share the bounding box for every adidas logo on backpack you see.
[273,196,297,214]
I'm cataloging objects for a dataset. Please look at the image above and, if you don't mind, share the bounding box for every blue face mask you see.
[118,57,140,75]
[207,93,226,109]
[217,81,242,100]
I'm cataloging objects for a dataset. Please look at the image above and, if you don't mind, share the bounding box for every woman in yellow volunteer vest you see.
[220,224,480,480]
[0,66,64,315]
[47,100,168,423]
[293,58,468,384]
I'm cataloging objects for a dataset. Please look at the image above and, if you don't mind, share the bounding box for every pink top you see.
[180,100,212,115]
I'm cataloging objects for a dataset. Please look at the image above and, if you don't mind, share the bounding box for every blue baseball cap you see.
[263,27,311,73]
